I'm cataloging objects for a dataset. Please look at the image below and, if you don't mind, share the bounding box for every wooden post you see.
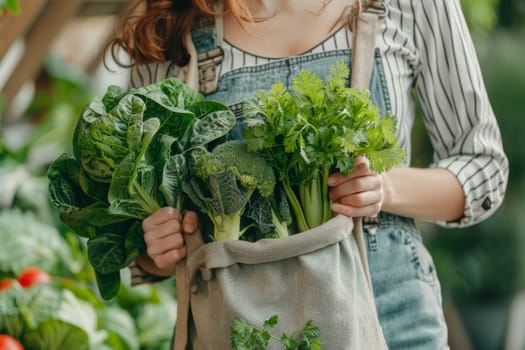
[85,0,139,74]
[1,0,84,118]
[445,301,474,350]
[0,0,47,61]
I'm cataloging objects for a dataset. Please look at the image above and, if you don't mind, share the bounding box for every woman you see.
[108,0,509,348]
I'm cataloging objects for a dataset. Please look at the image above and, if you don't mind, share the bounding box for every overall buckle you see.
[197,47,224,94]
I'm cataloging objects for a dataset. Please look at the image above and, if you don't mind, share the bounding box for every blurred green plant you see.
[497,0,525,29]
[460,0,525,32]
[0,55,179,349]
[461,0,500,32]
[0,0,20,15]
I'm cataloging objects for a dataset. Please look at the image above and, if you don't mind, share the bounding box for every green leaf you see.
[187,110,236,147]
[135,302,176,347]
[108,154,160,219]
[159,153,187,209]
[263,315,278,328]
[95,270,121,300]
[24,320,90,350]
[124,222,147,266]
[0,284,61,337]
[3,0,21,14]
[47,154,128,236]
[231,315,322,350]
[189,100,229,118]
[0,209,77,276]
[87,233,127,274]
[98,306,139,350]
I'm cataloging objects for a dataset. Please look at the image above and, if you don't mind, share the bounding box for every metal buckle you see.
[197,47,224,94]
[364,0,387,18]
[363,216,380,226]
[363,216,379,251]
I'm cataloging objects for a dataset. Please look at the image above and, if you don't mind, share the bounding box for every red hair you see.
[107,0,252,67]
[107,0,364,68]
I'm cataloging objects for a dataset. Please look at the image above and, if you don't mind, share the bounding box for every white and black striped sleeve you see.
[129,61,179,88]
[412,0,509,227]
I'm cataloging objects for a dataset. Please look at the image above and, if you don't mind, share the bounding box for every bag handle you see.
[350,9,380,88]
[349,3,383,293]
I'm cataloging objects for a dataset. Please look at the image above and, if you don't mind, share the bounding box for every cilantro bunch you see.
[242,60,406,232]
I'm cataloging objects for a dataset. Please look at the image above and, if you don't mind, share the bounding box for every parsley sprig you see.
[231,315,322,350]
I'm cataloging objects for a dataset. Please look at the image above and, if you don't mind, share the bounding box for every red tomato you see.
[16,267,51,288]
[0,335,24,350]
[0,279,13,292]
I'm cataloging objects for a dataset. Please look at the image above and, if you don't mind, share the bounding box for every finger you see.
[144,218,182,243]
[152,246,187,270]
[327,158,372,186]
[147,233,184,257]
[182,211,199,234]
[337,189,383,208]
[143,207,182,230]
[331,202,382,218]
[346,157,372,179]
[329,174,382,201]
[354,155,369,168]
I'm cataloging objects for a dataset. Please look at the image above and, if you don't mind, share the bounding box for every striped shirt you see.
[130,0,508,229]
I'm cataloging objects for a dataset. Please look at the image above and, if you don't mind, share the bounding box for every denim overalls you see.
[191,21,450,350]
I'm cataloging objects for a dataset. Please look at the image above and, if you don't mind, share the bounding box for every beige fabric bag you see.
[175,216,387,350]
[173,4,388,350]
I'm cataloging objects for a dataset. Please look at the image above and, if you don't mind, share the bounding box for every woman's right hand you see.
[137,207,199,276]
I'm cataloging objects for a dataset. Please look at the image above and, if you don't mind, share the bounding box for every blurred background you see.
[0,0,524,349]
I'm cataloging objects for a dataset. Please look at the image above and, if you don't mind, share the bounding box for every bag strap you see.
[349,0,386,293]
[350,1,384,88]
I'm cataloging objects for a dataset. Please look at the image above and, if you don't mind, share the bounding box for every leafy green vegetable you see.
[231,315,322,350]
[0,0,21,14]
[0,209,78,276]
[48,60,405,296]
[183,140,285,241]
[242,60,406,232]
[48,77,233,299]
[0,283,106,349]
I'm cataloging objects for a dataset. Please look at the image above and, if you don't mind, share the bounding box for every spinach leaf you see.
[48,77,233,299]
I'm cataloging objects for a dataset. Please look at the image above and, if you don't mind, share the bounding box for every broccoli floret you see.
[186,140,277,241]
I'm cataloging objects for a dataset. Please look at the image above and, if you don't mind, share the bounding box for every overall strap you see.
[365,0,387,16]
[183,3,225,95]
[189,16,224,94]
[187,1,386,94]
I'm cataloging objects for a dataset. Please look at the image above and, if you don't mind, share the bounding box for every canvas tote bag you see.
[173,3,388,349]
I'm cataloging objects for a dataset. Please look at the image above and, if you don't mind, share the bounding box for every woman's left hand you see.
[328,156,384,218]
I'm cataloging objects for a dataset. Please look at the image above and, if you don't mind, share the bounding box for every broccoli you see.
[184,140,288,241]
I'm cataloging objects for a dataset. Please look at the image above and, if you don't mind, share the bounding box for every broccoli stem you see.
[271,209,290,238]
[213,209,243,241]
